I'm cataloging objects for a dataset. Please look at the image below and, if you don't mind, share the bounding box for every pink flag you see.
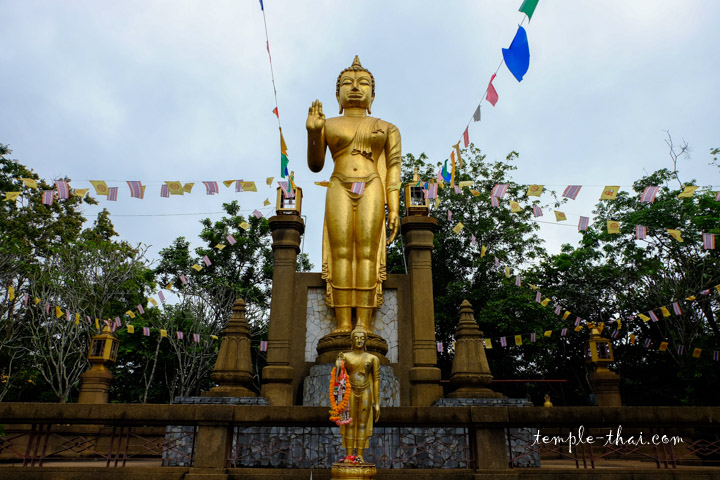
[202,255,212,267]
[554,305,562,315]
[160,184,170,198]
[42,190,54,205]
[447,210,453,222]
[235,180,244,192]
[703,233,716,250]
[715,191,720,201]
[203,181,219,195]
[635,225,647,240]
[562,185,582,200]
[115,317,122,328]
[127,181,144,198]
[226,234,237,245]
[640,186,660,203]
[499,336,507,347]
[574,317,581,326]
[180,274,188,285]
[532,205,543,217]
[54,180,70,199]
[561,328,568,336]
[143,327,151,336]
[45,303,50,314]
[23,293,29,306]
[437,168,444,184]
[486,74,499,106]
[491,196,499,207]
[648,310,659,322]
[578,216,589,231]
[644,338,652,348]
[530,333,537,343]
[470,234,476,246]
[535,291,541,302]
[108,187,119,201]
[193,333,201,343]
[463,127,469,147]
[425,183,438,199]
[494,256,500,267]
[253,210,263,219]
[260,340,268,352]
[491,184,509,198]
[176,331,184,340]
[453,185,461,194]
[351,182,365,196]
[137,304,145,315]
[272,107,278,118]
[436,342,443,353]
[158,291,166,304]
[672,302,682,315]
[278,181,294,198]
[515,275,521,287]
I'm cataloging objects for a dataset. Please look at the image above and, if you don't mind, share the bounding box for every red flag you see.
[486,74,499,107]
[463,127,469,148]
[272,107,279,118]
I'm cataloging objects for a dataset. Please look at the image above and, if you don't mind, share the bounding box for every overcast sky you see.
[2,0,718,269]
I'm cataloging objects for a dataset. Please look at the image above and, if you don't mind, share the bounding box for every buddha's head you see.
[336,56,375,114]
[350,327,368,349]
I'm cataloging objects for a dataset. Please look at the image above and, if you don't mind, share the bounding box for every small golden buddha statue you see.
[307,56,401,334]
[336,328,380,464]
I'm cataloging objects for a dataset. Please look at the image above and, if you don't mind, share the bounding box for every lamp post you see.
[77,325,118,404]
[585,325,622,406]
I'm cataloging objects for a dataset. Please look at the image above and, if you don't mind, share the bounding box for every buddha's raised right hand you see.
[306,99,325,133]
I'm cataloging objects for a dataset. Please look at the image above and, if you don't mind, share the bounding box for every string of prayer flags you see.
[641,186,661,203]
[203,181,220,195]
[527,185,543,196]
[108,187,118,201]
[667,229,683,242]
[90,180,109,196]
[702,233,716,249]
[677,186,699,199]
[486,74,499,106]
[166,181,184,195]
[635,225,647,240]
[491,184,509,198]
[502,26,530,82]
[578,216,589,231]
[532,205,543,217]
[600,186,620,200]
[562,185,582,200]
[554,211,567,222]
[42,191,53,205]
[55,180,70,199]
[607,220,620,234]
[519,0,539,21]
[127,181,145,199]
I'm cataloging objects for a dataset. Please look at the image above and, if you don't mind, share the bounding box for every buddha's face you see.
[337,70,374,111]
[352,331,367,348]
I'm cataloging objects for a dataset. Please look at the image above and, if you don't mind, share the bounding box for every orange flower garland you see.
[329,361,352,425]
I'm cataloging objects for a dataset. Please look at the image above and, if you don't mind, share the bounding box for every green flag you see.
[519,0,539,21]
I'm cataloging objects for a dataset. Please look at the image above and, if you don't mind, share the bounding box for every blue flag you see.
[502,26,530,82]
[441,160,451,183]
[259,0,264,10]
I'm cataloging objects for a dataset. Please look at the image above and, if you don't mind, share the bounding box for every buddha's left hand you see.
[386,212,399,244]
[374,404,380,422]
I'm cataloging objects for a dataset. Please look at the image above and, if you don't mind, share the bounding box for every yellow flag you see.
[266,177,274,186]
[211,335,219,340]
[239,221,250,231]
[125,310,135,318]
[617,319,622,330]
[95,318,100,330]
[716,284,720,295]
[660,306,671,317]
[165,282,174,290]
[527,185,544,197]
[607,220,620,234]
[21,178,38,189]
[215,243,226,250]
[4,192,20,201]
[510,201,521,213]
[148,297,158,306]
[55,306,63,318]
[453,222,464,234]
[7,286,14,301]
[183,183,195,193]
[504,266,511,278]
[191,264,203,271]
[453,141,464,168]
[638,313,650,322]
[434,197,441,208]
[73,188,89,197]
[544,330,552,337]
[223,180,235,188]
[240,181,257,192]
[514,335,522,346]
[459,180,473,188]
[166,181,184,195]
[89,180,109,196]
[659,341,669,352]
[541,298,550,307]
[574,325,583,332]
[563,311,571,320]
[480,245,487,257]
[600,186,620,200]
[127,325,135,334]
[685,295,696,301]
[667,229,683,242]
[692,348,702,358]
[469,189,481,197]
[677,185,699,199]
[484,338,492,349]
[629,334,636,344]
[315,181,331,187]
[74,313,80,325]
[554,211,567,222]
[263,198,271,206]
[34,297,40,305]
[160,329,168,338]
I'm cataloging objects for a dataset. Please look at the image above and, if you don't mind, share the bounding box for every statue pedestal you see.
[331,462,376,480]
[303,364,400,406]
[316,331,389,365]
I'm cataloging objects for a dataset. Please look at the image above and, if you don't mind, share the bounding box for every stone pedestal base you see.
[316,331,389,365]
[331,462,376,480]
[447,386,504,399]
[303,364,400,406]
[77,368,112,404]
[589,368,622,406]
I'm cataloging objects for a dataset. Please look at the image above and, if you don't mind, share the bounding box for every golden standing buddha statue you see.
[307,57,401,334]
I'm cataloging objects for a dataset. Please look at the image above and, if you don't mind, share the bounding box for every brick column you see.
[401,216,443,406]
[260,214,304,406]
